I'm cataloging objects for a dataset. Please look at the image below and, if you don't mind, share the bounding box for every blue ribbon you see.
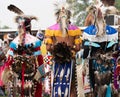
[33,51,41,56]
[84,41,100,47]
[84,25,117,35]
[106,84,111,97]
[107,41,118,48]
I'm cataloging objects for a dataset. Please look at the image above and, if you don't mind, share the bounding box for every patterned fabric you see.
[44,55,53,65]
[93,60,111,73]
[8,33,41,56]
[52,61,73,97]
[38,64,46,77]
[4,33,43,97]
[83,25,118,42]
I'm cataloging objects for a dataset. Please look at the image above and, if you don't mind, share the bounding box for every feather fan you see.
[7,4,24,15]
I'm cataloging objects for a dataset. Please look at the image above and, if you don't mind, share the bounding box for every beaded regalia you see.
[1,4,45,97]
[44,1,82,97]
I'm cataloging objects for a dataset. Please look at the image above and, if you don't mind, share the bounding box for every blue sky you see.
[0,0,57,29]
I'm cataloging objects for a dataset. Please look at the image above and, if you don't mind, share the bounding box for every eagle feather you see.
[7,4,24,15]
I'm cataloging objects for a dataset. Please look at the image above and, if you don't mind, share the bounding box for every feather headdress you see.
[54,0,69,11]
[7,4,38,45]
[86,0,103,12]
[7,4,37,33]
[54,1,71,21]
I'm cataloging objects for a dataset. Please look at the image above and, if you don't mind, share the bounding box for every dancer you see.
[1,4,44,97]
[83,3,118,97]
[45,2,82,97]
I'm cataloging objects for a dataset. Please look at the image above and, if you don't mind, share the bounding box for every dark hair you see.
[24,18,31,33]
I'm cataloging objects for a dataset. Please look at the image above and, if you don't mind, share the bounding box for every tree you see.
[115,0,120,10]
[1,25,10,29]
[66,0,120,27]
[66,0,93,26]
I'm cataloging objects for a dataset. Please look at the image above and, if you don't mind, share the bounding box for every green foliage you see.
[43,93,50,97]
[67,0,120,27]
[1,25,10,29]
[67,0,93,26]
[115,0,120,10]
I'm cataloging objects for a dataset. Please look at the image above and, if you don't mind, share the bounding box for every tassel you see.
[58,86,61,97]
[64,87,68,97]
[28,80,32,88]
[24,80,28,88]
[17,79,21,87]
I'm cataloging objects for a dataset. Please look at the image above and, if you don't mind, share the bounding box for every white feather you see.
[58,86,61,97]
[54,0,69,11]
[60,68,64,81]
[64,87,68,97]
[94,0,102,7]
[66,68,70,81]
